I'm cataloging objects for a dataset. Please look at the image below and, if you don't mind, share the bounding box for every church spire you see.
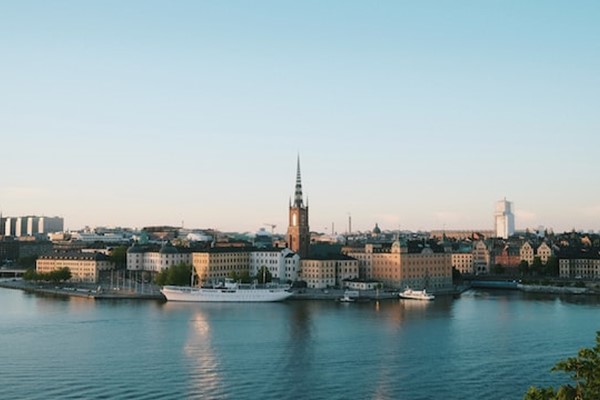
[294,154,304,207]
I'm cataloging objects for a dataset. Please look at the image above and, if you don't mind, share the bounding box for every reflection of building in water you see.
[184,310,222,397]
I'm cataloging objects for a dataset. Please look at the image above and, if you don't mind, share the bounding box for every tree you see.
[519,260,530,276]
[531,257,543,276]
[545,256,559,277]
[155,263,192,286]
[110,246,128,269]
[525,331,600,400]
[256,266,272,284]
[22,267,71,282]
[452,267,462,283]
[492,264,505,275]
[51,267,72,282]
[23,268,36,281]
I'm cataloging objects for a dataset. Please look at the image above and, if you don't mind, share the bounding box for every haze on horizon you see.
[1,1,599,234]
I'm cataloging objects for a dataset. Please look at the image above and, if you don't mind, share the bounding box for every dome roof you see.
[127,244,144,254]
[159,242,179,254]
[373,223,381,235]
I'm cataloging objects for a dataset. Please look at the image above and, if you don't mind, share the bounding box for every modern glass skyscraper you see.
[494,198,515,239]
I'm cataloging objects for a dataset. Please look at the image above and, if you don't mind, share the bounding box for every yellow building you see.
[192,248,251,282]
[36,252,114,283]
[451,252,474,275]
[520,242,535,265]
[299,255,359,289]
[536,242,553,264]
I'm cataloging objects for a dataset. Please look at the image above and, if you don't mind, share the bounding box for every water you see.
[1,288,599,400]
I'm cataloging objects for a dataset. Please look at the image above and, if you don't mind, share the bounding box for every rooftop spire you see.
[294,154,304,207]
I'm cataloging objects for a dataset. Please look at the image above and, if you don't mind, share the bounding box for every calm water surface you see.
[1,288,599,400]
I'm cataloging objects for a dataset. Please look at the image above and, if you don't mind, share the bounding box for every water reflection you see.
[184,309,223,398]
[282,302,314,395]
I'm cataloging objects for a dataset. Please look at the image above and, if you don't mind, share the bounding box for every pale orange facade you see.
[347,241,453,290]
[36,253,114,283]
[192,249,251,282]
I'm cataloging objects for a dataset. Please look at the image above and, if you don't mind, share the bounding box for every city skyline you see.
[1,1,599,233]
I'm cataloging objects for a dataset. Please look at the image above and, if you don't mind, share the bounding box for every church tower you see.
[287,156,310,258]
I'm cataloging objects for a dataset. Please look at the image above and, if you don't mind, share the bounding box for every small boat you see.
[399,287,435,301]
[338,294,355,302]
[338,290,359,302]
[161,279,293,303]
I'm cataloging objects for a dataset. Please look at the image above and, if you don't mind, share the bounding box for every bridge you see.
[0,268,27,278]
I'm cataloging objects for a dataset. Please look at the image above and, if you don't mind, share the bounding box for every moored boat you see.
[338,290,359,302]
[161,279,293,302]
[399,287,435,301]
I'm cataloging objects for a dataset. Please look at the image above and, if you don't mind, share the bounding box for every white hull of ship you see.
[399,288,435,301]
[161,286,293,302]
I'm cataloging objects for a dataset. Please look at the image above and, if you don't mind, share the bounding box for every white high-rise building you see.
[1,215,64,237]
[494,198,515,239]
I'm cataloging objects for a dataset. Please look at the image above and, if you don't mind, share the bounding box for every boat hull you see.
[161,286,294,302]
[399,289,435,301]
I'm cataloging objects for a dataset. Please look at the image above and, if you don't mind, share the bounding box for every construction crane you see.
[264,223,277,235]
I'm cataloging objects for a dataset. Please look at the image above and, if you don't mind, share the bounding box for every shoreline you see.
[0,279,165,300]
[3,279,596,302]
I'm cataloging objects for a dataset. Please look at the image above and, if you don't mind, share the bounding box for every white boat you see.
[161,279,293,302]
[338,290,359,302]
[399,287,435,301]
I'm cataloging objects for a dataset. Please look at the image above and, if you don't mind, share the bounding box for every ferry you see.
[161,279,293,302]
[399,287,435,301]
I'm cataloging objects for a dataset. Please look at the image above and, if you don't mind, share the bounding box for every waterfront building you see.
[493,243,521,270]
[37,252,114,283]
[345,244,373,279]
[520,241,535,265]
[287,156,310,258]
[494,199,515,239]
[558,248,600,279]
[451,251,474,275]
[191,246,300,283]
[519,241,554,266]
[250,247,300,282]
[299,255,359,289]
[472,240,491,274]
[536,242,554,264]
[345,240,452,290]
[192,247,251,282]
[126,242,192,273]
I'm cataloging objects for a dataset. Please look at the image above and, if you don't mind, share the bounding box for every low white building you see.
[250,248,299,282]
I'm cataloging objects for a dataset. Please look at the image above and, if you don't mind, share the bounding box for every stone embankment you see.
[0,278,164,300]
[517,284,588,295]
[1,278,462,302]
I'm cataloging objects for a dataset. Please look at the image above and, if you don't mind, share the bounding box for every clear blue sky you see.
[1,1,599,233]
